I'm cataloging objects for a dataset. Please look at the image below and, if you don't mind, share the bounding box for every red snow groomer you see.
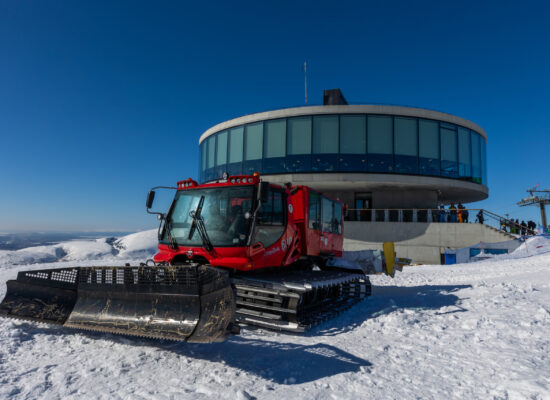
[0,174,371,343]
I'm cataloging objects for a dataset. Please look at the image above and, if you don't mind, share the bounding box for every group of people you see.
[499,219,536,236]
[437,203,469,223]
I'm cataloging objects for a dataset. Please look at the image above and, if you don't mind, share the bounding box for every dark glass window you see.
[286,116,312,172]
[394,117,418,174]
[320,196,342,234]
[321,196,333,233]
[333,202,342,234]
[419,119,440,176]
[458,127,471,178]
[243,123,263,175]
[215,130,228,178]
[339,115,366,171]
[368,116,393,172]
[207,136,215,168]
[205,135,216,181]
[263,119,286,174]
[255,188,285,248]
[312,115,338,171]
[200,141,207,182]
[166,186,254,247]
[227,126,243,176]
[308,190,320,230]
[481,136,487,185]
[440,125,458,177]
[471,131,482,183]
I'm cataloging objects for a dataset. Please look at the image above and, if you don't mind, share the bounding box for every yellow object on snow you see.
[383,242,396,277]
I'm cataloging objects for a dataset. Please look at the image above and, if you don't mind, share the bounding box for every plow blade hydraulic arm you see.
[0,265,236,343]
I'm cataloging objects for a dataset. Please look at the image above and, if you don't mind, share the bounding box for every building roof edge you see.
[198,105,487,144]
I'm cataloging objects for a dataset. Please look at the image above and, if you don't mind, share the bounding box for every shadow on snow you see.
[5,321,371,385]
[171,338,372,385]
[312,284,471,336]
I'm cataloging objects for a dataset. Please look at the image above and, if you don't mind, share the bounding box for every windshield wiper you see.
[188,196,215,253]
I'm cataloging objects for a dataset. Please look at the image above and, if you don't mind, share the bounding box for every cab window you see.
[321,196,342,235]
[255,187,286,247]
[308,191,320,230]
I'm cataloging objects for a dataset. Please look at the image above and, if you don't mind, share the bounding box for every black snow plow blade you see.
[0,265,236,343]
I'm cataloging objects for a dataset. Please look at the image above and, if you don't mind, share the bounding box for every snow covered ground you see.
[0,233,549,399]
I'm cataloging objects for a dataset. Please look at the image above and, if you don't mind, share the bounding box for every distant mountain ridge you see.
[0,231,135,251]
[0,230,157,265]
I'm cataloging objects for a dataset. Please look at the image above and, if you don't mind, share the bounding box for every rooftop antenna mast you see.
[517,184,550,228]
[303,61,308,105]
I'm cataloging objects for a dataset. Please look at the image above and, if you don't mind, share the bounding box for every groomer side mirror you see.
[259,182,270,203]
[146,190,156,209]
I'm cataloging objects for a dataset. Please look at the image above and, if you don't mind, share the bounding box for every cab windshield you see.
[164,186,254,247]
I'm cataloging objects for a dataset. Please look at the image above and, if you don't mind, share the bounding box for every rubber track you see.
[231,270,371,332]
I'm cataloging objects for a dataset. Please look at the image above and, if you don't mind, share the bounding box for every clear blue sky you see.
[1,1,549,232]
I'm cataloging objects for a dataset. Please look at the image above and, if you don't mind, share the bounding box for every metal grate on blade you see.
[77,266,198,288]
[16,267,80,289]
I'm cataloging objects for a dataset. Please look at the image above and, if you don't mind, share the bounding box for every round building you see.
[198,97,487,211]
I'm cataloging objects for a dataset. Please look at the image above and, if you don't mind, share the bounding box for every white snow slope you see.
[0,234,549,399]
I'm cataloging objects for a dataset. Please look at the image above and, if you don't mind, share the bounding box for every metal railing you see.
[344,208,536,236]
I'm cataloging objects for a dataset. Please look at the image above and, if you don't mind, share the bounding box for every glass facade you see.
[419,119,439,176]
[367,115,393,173]
[394,117,418,174]
[199,114,487,186]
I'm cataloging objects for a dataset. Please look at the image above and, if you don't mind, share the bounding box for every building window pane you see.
[312,115,338,171]
[340,115,366,154]
[216,131,228,166]
[264,119,286,158]
[205,135,216,181]
[229,127,244,163]
[339,115,367,171]
[263,119,286,174]
[213,132,227,178]
[394,117,418,174]
[471,131,481,183]
[367,115,393,172]
[288,117,311,155]
[227,126,243,176]
[479,136,487,185]
[313,115,338,154]
[286,116,312,172]
[244,122,263,174]
[200,141,207,181]
[419,119,440,176]
[458,127,471,178]
[481,136,487,185]
[207,136,215,168]
[245,123,263,160]
[394,117,417,156]
[440,126,458,177]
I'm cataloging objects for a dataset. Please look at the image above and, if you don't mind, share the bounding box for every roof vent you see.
[323,89,348,105]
